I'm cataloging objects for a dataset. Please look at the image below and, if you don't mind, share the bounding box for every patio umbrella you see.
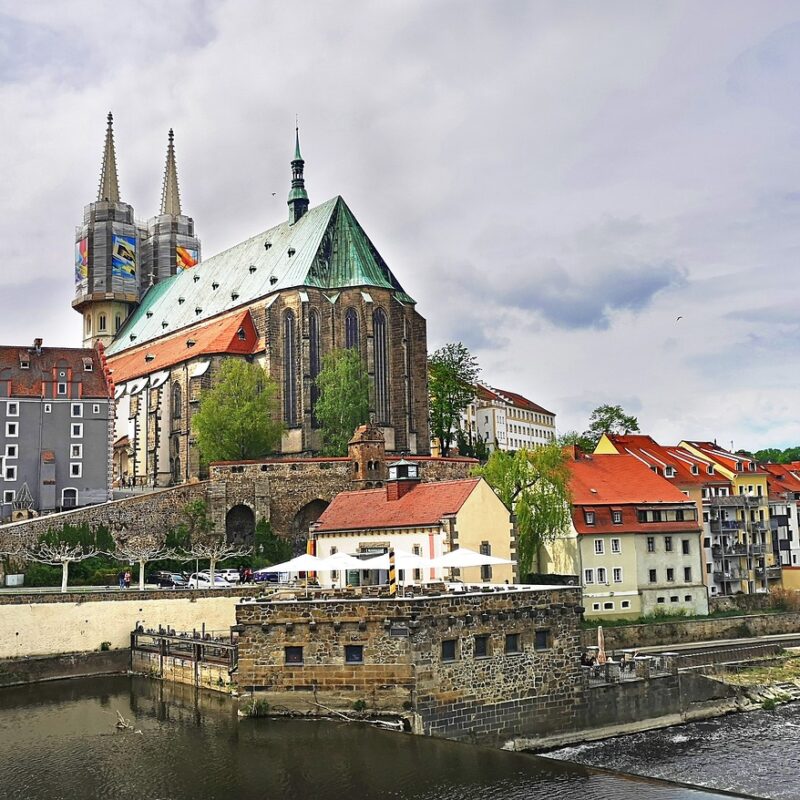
[362,549,431,570]
[597,625,607,665]
[431,546,515,569]
[319,552,373,570]
[254,553,328,574]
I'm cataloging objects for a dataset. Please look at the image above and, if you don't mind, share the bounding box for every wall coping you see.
[0,585,262,605]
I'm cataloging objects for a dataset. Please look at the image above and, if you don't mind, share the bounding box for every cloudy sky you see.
[0,1,798,450]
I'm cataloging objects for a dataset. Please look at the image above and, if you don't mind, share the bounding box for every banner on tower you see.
[111,234,136,279]
[74,238,88,284]
[176,246,198,271]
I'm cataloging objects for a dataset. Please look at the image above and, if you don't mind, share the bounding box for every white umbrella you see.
[319,552,372,570]
[254,553,328,574]
[362,549,431,570]
[431,546,515,569]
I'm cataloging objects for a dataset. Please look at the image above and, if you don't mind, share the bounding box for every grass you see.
[720,655,800,688]
[581,607,783,629]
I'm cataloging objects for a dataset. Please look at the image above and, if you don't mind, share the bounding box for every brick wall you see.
[235,586,585,743]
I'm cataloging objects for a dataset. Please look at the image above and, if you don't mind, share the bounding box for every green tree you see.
[193,359,283,463]
[581,404,640,451]
[753,446,800,464]
[558,430,595,452]
[315,348,370,456]
[254,519,292,566]
[455,427,489,462]
[474,444,572,579]
[429,343,480,458]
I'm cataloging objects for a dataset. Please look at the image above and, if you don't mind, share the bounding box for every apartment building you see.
[763,463,800,588]
[541,450,708,619]
[460,383,556,453]
[0,340,114,521]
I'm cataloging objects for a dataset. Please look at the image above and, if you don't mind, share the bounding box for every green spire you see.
[294,125,303,161]
[288,124,309,225]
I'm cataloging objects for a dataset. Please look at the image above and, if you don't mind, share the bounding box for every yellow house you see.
[311,460,515,585]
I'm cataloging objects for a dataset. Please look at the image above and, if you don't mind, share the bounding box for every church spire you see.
[97,112,120,203]
[160,128,182,216]
[288,124,309,225]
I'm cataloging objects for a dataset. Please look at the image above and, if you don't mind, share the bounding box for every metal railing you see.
[131,626,238,676]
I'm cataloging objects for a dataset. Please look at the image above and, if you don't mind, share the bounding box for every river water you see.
[546,701,800,800]
[0,676,768,800]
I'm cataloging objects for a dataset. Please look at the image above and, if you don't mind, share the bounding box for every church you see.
[73,115,430,486]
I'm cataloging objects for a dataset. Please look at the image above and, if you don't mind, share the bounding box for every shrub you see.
[99,642,111,651]
[769,588,800,613]
[352,699,367,712]
[245,698,270,718]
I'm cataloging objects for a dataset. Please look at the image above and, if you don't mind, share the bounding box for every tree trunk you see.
[139,560,146,591]
[209,557,217,584]
[61,561,69,593]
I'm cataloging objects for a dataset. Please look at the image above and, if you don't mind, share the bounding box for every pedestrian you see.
[117,570,125,590]
[124,570,131,590]
[238,565,245,584]
[245,566,253,584]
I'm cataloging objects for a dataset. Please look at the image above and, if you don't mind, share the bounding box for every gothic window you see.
[309,309,321,427]
[283,309,297,426]
[98,313,107,332]
[345,308,359,350]
[115,314,122,332]
[85,315,91,335]
[173,456,181,484]
[373,308,390,423]
[172,382,181,419]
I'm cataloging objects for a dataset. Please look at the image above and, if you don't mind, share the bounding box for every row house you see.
[541,450,708,619]
[763,463,800,588]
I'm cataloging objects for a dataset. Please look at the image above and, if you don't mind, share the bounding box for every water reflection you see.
[0,676,732,800]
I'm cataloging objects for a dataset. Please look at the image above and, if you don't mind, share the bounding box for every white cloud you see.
[0,0,798,450]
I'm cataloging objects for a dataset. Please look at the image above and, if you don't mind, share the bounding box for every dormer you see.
[386,459,420,501]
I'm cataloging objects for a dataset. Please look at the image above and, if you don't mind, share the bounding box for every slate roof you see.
[0,345,112,398]
[107,309,259,383]
[314,478,481,532]
[108,196,414,356]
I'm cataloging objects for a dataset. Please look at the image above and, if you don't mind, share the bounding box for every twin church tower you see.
[72,113,202,347]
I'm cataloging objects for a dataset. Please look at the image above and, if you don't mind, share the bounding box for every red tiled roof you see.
[0,344,112,398]
[763,464,800,494]
[683,441,767,476]
[315,478,482,532]
[107,309,259,383]
[492,387,554,416]
[568,453,697,506]
[605,434,728,487]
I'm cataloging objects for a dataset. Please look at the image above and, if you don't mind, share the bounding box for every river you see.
[0,676,767,800]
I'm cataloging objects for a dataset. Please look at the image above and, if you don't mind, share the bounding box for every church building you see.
[73,115,429,486]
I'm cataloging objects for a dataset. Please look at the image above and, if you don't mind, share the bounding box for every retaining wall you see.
[0,650,129,688]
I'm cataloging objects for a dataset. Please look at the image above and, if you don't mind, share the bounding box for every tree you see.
[753,446,800,464]
[106,525,174,591]
[314,348,370,455]
[192,359,283,463]
[15,524,115,593]
[474,444,572,578]
[581,404,640,451]
[429,343,480,458]
[173,500,251,582]
[558,430,595,452]
[254,519,292,566]
[455,427,489,462]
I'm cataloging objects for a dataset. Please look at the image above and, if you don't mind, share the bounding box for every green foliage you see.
[39,523,114,553]
[352,699,367,712]
[23,562,62,587]
[762,698,778,711]
[254,519,292,566]
[193,359,284,463]
[753,446,800,464]
[169,500,214,551]
[455,427,489,462]
[557,430,595,453]
[428,343,480,458]
[245,698,271,718]
[474,443,572,577]
[314,348,370,456]
[580,404,641,451]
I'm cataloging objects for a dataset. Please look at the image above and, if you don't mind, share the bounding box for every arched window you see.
[98,313,107,332]
[345,308,359,350]
[309,309,321,427]
[62,488,78,509]
[373,308,389,423]
[85,315,91,335]
[172,382,182,418]
[283,310,297,425]
[115,314,122,332]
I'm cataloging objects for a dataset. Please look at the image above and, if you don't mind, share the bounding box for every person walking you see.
[123,570,132,590]
[117,570,125,590]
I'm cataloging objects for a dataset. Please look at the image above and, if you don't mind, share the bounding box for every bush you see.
[23,563,61,587]
[100,642,111,651]
[352,699,367,713]
[769,588,800,613]
[244,698,270,718]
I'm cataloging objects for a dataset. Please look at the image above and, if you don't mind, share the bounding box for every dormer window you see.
[736,461,743,472]
[237,328,246,341]
[707,465,715,475]
[195,307,202,315]
[19,359,29,370]
[231,291,240,301]
[186,339,196,348]
[264,241,272,250]
[749,463,756,472]
[82,358,93,372]
[145,354,155,362]
[664,466,675,478]
[584,510,596,525]
[161,321,168,329]
[269,276,278,285]
[691,465,699,475]
[129,334,137,341]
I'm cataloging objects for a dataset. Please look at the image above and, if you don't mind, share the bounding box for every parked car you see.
[147,571,189,589]
[188,572,230,589]
[216,568,241,583]
[254,570,283,583]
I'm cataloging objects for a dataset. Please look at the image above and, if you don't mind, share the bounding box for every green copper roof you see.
[107,196,414,356]
[294,128,302,161]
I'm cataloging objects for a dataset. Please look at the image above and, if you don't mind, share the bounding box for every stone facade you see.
[235,586,585,745]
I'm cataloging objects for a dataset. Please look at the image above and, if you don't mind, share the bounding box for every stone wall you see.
[709,594,775,614]
[235,586,585,743]
[0,587,257,659]
[0,650,129,688]
[581,611,800,651]
[131,649,232,693]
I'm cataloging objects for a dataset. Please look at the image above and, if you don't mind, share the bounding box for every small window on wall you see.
[98,314,107,332]
[474,635,489,658]
[44,404,51,413]
[4,465,17,481]
[594,539,603,554]
[612,511,622,525]
[70,463,82,478]
[504,633,521,654]
[115,315,121,332]
[684,595,692,602]
[71,424,83,438]
[603,602,614,610]
[284,646,303,664]
[621,600,631,609]
[682,539,690,555]
[70,444,82,459]
[2,490,14,503]
[611,538,621,553]
[71,403,82,418]
[584,568,594,584]
[647,537,655,553]
[592,602,601,611]
[92,404,100,414]
[344,645,364,664]
[57,383,67,396]
[6,422,18,437]
[6,402,18,416]
[441,640,457,662]
[534,630,550,650]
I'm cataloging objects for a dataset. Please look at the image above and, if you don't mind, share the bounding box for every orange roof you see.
[683,441,767,476]
[493,387,554,416]
[315,478,482,532]
[605,434,728,487]
[107,309,258,383]
[568,453,697,506]
[763,464,800,495]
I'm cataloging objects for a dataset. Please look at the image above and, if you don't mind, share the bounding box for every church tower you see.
[73,113,140,347]
[287,127,309,225]
[139,129,201,293]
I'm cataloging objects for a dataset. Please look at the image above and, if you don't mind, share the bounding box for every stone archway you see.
[225,504,256,546]
[290,499,329,555]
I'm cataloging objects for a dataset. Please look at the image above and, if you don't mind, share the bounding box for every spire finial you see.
[97,111,120,203]
[160,127,182,216]
[288,122,309,224]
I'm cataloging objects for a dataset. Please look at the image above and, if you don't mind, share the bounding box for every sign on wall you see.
[177,246,198,271]
[111,234,136,279]
[74,237,88,284]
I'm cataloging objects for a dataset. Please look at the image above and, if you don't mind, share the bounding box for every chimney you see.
[32,338,43,355]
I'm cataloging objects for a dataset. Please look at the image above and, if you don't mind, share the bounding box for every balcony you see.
[706,495,760,508]
[710,519,742,532]
[750,544,767,555]
[713,570,741,581]
[767,565,782,580]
